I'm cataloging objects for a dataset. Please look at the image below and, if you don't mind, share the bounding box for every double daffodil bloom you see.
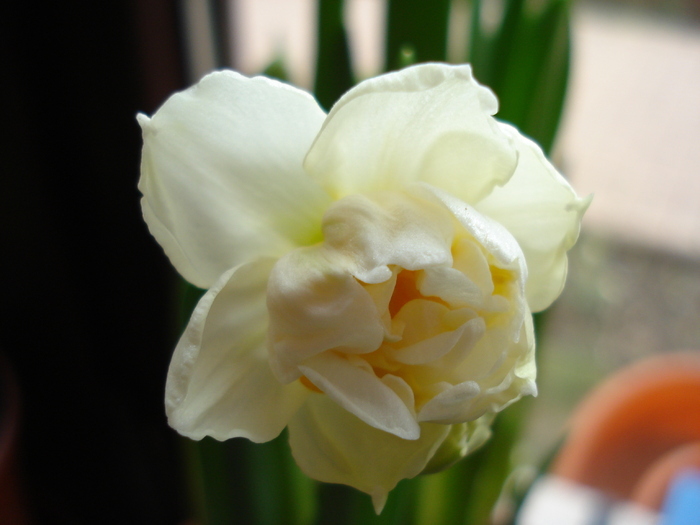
[138,64,588,512]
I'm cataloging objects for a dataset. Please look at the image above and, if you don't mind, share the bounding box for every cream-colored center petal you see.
[266,188,534,438]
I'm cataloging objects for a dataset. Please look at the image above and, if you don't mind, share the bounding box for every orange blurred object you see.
[552,351,700,510]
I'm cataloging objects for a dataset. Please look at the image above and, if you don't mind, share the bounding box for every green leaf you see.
[469,0,526,90]
[460,401,532,525]
[245,431,318,525]
[410,402,532,525]
[414,463,473,525]
[314,0,354,110]
[385,0,451,71]
[181,436,253,525]
[469,0,571,153]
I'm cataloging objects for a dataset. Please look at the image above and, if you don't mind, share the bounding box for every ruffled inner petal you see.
[412,183,527,279]
[300,351,420,440]
[267,246,386,383]
[417,381,481,423]
[388,324,468,366]
[419,266,484,309]
[321,191,455,284]
[417,317,535,423]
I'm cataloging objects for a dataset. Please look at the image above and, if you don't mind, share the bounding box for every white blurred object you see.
[608,502,659,525]
[517,475,659,525]
[517,476,609,525]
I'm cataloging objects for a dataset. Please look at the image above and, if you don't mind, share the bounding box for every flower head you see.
[138,64,589,512]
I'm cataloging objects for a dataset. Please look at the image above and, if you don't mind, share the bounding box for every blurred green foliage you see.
[315,0,354,110]
[468,0,571,154]
[385,0,451,70]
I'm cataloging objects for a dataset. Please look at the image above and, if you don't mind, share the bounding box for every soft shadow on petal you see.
[166,258,308,442]
[288,394,450,513]
[139,71,332,289]
[475,123,591,312]
[304,64,516,203]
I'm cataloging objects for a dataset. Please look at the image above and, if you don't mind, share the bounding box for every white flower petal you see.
[389,325,467,365]
[475,123,591,311]
[419,266,484,308]
[417,381,481,423]
[321,191,455,283]
[288,394,451,513]
[266,247,386,383]
[165,258,308,442]
[415,182,531,338]
[388,300,474,365]
[451,237,495,297]
[420,316,536,423]
[300,352,420,440]
[414,183,527,276]
[362,271,399,338]
[439,316,487,367]
[304,64,517,203]
[139,70,332,288]
[392,300,454,342]
[381,375,417,418]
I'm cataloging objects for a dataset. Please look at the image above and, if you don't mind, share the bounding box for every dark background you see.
[1,2,192,523]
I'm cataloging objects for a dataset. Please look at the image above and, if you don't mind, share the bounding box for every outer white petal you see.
[166,258,308,442]
[288,394,451,513]
[304,64,517,203]
[139,70,332,289]
[475,123,591,312]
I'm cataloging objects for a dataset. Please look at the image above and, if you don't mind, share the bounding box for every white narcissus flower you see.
[138,64,589,513]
